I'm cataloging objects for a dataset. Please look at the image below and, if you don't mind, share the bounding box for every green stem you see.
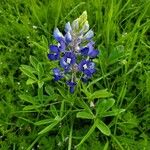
[68,117,74,150]
[38,86,43,103]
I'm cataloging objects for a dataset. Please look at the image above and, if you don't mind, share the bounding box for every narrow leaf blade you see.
[90,89,113,100]
[96,119,111,136]
[76,111,94,119]
[38,116,61,135]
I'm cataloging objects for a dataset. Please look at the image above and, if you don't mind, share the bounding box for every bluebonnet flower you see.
[48,11,99,93]
[78,60,95,77]
[53,68,63,81]
[66,80,76,93]
[48,45,60,60]
[80,42,99,58]
[60,52,76,71]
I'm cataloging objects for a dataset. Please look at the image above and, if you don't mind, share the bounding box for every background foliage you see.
[0,0,150,149]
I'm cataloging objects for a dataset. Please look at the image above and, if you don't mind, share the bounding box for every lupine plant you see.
[48,11,99,93]
[1,0,150,149]
[19,11,125,149]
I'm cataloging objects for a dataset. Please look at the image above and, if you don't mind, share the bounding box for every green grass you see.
[0,0,150,149]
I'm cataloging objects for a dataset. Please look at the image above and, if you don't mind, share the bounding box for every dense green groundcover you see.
[0,0,150,149]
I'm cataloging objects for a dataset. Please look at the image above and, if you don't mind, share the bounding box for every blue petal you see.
[53,75,61,81]
[70,86,75,93]
[87,42,99,58]
[64,52,76,65]
[88,62,95,73]
[49,45,59,53]
[53,68,63,81]
[89,61,95,69]
[65,22,72,32]
[80,47,89,56]
[78,60,87,72]
[84,69,93,77]
[53,68,60,75]
[60,57,70,71]
[59,40,66,52]
[53,28,64,42]
[66,80,76,93]
[85,62,96,76]
[88,49,99,58]
[65,32,72,43]
[82,75,90,82]
[48,53,59,60]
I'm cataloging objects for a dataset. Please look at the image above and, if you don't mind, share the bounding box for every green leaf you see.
[76,98,93,115]
[97,98,115,116]
[102,109,125,117]
[23,105,40,110]
[38,116,61,135]
[42,35,48,47]
[50,105,58,117]
[89,89,113,100]
[34,119,53,126]
[96,119,111,136]
[21,65,37,73]
[38,80,44,88]
[29,55,39,69]
[45,85,55,96]
[26,78,36,85]
[76,121,97,147]
[76,111,94,119]
[37,63,44,79]
[20,65,37,80]
[19,94,36,105]
[31,41,46,51]
[103,141,109,150]
[81,84,91,98]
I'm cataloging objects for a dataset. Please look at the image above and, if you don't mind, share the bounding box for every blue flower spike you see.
[48,11,99,93]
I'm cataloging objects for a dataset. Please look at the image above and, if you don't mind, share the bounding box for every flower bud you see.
[53,28,64,42]
[65,32,72,43]
[79,21,89,34]
[84,30,94,40]
[65,22,72,33]
[72,19,79,31]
